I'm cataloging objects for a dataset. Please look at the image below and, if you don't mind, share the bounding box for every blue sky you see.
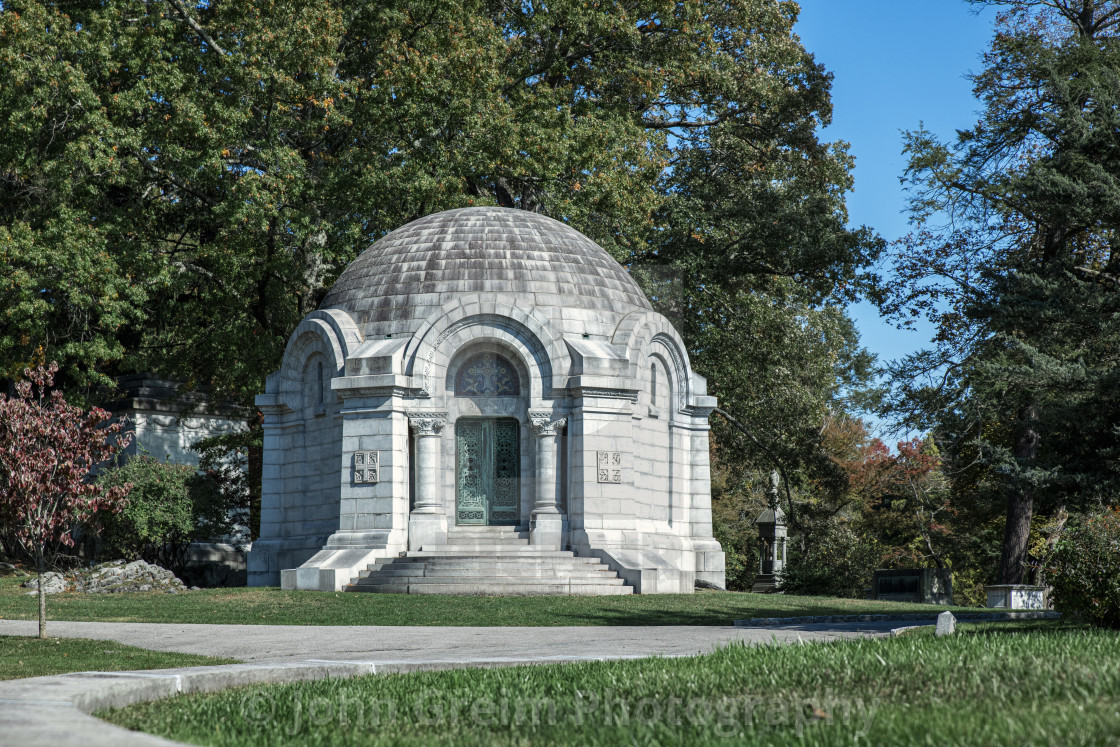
[792,1,996,380]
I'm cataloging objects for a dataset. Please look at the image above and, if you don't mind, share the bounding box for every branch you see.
[712,407,797,522]
[641,117,723,130]
[166,0,229,57]
[1074,265,1120,286]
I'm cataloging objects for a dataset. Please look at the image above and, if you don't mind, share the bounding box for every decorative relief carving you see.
[455,352,520,396]
[597,451,623,483]
[353,451,379,484]
[529,411,567,436]
[407,412,448,435]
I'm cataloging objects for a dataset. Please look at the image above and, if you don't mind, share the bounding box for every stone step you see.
[437,540,533,549]
[359,566,617,579]
[446,527,529,535]
[352,573,627,587]
[366,558,608,571]
[411,549,576,558]
[346,582,633,596]
[347,541,632,596]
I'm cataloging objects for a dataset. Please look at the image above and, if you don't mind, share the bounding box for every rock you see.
[694,579,725,591]
[935,611,957,637]
[21,572,68,594]
[22,560,189,595]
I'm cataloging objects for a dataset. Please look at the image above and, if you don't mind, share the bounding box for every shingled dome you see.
[320,207,652,337]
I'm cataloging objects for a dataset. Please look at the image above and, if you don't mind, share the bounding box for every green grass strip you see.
[101,622,1120,746]
[0,636,238,680]
[0,578,976,627]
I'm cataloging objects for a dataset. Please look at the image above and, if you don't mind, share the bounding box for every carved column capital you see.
[528,411,566,436]
[407,411,448,436]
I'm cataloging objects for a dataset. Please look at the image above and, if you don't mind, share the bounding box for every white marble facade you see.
[247,207,726,593]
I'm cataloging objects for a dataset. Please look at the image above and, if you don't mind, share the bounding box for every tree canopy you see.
[1,0,880,511]
[883,0,1120,583]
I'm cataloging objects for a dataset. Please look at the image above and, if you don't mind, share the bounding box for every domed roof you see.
[320,207,651,338]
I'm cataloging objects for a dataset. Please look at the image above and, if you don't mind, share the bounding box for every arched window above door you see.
[455,352,521,397]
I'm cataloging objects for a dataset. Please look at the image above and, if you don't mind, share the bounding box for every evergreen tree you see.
[884,0,1120,583]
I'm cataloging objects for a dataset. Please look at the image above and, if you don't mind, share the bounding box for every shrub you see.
[96,455,248,574]
[712,522,751,591]
[1048,507,1120,629]
[779,522,881,598]
[96,456,195,571]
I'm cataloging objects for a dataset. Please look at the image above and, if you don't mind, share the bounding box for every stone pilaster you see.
[408,412,448,550]
[529,411,567,549]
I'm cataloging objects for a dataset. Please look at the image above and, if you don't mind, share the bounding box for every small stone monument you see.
[750,470,787,593]
[984,584,1048,610]
[871,568,954,605]
[935,611,957,637]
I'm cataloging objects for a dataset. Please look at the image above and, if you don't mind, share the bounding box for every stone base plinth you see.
[408,512,448,551]
[529,512,567,550]
[985,584,1048,610]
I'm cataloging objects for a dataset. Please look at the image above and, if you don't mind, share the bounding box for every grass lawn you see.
[0,636,238,680]
[0,577,977,627]
[100,620,1118,746]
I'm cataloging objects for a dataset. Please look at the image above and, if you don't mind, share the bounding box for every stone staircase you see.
[345,526,633,595]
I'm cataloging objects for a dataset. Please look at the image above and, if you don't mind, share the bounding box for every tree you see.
[883,0,1120,583]
[0,0,878,398]
[0,363,132,638]
[1,0,881,539]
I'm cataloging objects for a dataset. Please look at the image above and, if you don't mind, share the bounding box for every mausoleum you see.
[247,207,725,594]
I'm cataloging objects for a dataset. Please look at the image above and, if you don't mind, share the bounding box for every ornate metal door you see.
[456,418,520,525]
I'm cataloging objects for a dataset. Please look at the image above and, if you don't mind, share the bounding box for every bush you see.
[712,522,752,591]
[1048,507,1120,629]
[96,456,248,574]
[779,522,881,598]
[96,457,195,571]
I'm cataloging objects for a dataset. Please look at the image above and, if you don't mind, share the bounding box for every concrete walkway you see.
[0,619,899,747]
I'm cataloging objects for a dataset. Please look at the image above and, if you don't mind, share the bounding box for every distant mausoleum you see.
[108,375,249,583]
[111,375,245,464]
[248,207,726,594]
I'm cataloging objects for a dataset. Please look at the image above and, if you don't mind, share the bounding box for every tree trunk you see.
[36,550,46,640]
[1000,409,1039,584]
[248,416,263,541]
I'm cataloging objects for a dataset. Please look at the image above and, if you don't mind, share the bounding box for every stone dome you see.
[320,207,651,338]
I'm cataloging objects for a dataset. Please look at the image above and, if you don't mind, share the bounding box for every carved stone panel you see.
[353,451,379,484]
[597,451,623,484]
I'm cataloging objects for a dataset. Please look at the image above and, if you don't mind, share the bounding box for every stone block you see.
[935,611,956,636]
[985,584,1048,610]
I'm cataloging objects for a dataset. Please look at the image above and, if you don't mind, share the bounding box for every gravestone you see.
[871,568,954,605]
[935,611,957,636]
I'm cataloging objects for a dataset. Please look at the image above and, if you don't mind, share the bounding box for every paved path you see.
[0,619,899,665]
[0,619,900,747]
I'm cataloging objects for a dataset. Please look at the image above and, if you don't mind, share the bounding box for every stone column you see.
[408,412,448,551]
[529,411,567,549]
